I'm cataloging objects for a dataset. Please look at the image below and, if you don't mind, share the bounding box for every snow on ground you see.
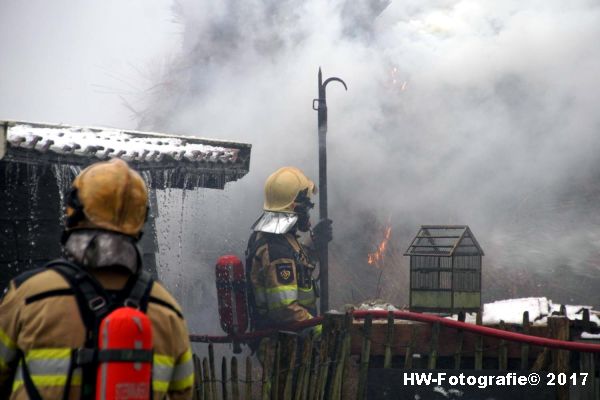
[357,300,400,312]
[359,297,600,327]
[581,332,600,339]
[460,297,600,326]
[478,297,550,325]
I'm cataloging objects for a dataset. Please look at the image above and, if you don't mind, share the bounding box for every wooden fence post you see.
[582,309,591,332]
[579,352,596,400]
[281,332,298,400]
[521,311,530,370]
[548,316,570,400]
[231,356,239,400]
[193,354,203,400]
[203,358,214,400]
[295,334,313,400]
[209,344,218,400]
[245,356,253,400]
[329,312,351,400]
[311,332,330,400]
[356,314,373,400]
[317,326,332,400]
[222,356,229,400]
[307,341,321,400]
[532,349,550,372]
[498,321,508,371]
[338,312,354,400]
[384,311,395,369]
[404,324,417,369]
[474,312,483,370]
[262,339,274,400]
[454,312,465,370]
[428,322,440,370]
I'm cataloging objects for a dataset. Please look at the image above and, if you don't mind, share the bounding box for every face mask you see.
[294,189,314,232]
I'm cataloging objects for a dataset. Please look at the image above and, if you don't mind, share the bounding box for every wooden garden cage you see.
[404,225,484,313]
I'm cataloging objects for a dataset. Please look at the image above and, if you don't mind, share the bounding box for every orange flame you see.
[368,226,392,265]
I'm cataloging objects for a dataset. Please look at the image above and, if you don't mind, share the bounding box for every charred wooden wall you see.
[0,160,158,290]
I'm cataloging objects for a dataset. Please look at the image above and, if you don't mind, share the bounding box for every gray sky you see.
[0,0,179,128]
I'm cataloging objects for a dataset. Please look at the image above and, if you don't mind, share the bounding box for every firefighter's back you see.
[0,266,193,399]
[0,159,193,400]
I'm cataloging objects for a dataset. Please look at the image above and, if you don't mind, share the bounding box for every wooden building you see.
[0,120,251,289]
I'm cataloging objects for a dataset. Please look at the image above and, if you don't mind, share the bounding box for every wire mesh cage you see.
[404,225,484,312]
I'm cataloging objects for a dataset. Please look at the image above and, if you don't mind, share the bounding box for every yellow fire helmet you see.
[263,166,316,212]
[66,158,148,238]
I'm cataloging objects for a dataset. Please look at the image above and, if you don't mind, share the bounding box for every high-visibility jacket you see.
[0,265,194,400]
[247,232,321,334]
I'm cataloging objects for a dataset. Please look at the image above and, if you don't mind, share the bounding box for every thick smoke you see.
[146,0,600,330]
[2,1,600,336]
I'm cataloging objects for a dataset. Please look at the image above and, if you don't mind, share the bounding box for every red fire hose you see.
[190,310,600,353]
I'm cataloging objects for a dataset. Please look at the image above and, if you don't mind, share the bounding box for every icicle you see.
[26,164,41,259]
[141,170,153,189]
[176,184,188,290]
[53,164,70,219]
[70,165,81,176]
[4,162,16,219]
[163,169,170,189]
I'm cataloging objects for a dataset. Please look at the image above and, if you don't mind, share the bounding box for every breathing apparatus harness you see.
[17,259,155,400]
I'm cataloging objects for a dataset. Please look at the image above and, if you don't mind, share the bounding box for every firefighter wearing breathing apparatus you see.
[0,159,194,399]
[246,166,333,343]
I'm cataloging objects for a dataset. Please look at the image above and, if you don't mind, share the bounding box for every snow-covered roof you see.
[0,120,251,189]
[404,225,484,256]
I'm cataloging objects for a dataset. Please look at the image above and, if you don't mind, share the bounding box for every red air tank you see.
[215,255,249,338]
[96,307,153,400]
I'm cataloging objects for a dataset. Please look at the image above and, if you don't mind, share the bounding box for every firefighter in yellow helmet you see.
[246,167,332,344]
[0,159,193,399]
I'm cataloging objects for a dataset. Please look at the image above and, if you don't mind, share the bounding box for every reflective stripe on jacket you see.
[153,349,195,392]
[0,267,194,400]
[248,232,319,328]
[12,348,81,392]
[0,328,17,373]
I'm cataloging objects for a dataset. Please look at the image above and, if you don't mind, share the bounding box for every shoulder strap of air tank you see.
[245,231,266,333]
[16,262,86,400]
[245,231,259,259]
[284,234,313,265]
[11,267,45,289]
[124,270,154,312]
[246,231,269,264]
[45,259,112,335]
[45,260,150,399]
[245,232,270,283]
[19,349,43,400]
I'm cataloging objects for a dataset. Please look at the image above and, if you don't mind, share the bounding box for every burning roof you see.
[0,120,251,189]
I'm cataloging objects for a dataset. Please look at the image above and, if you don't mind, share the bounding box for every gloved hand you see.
[311,219,333,251]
